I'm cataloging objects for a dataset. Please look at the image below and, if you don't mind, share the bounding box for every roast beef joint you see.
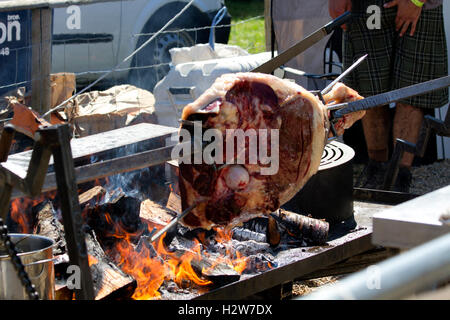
[177,73,364,230]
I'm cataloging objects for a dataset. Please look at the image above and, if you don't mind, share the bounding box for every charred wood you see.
[32,200,66,255]
[190,253,240,286]
[85,230,137,300]
[271,209,329,245]
[231,227,267,243]
[267,215,281,247]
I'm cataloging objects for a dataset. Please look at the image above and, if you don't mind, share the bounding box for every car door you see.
[52,2,122,86]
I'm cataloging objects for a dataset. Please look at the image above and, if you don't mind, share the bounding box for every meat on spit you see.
[178,72,364,230]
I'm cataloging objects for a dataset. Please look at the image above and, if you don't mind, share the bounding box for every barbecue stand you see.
[0,124,95,299]
[0,122,178,299]
[0,121,392,300]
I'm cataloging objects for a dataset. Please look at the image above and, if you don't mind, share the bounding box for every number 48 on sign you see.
[0,47,10,56]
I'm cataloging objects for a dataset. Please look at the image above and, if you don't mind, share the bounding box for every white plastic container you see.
[153,49,273,127]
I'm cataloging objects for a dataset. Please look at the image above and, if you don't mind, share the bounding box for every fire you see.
[203,227,249,274]
[99,212,253,299]
[88,254,98,266]
[9,191,57,233]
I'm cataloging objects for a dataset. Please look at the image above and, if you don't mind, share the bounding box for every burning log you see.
[140,199,176,229]
[85,230,137,300]
[190,254,241,286]
[29,196,137,300]
[270,209,329,245]
[84,195,147,250]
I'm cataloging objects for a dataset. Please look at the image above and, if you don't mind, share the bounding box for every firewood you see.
[32,200,66,255]
[78,186,106,209]
[270,209,329,245]
[31,199,137,299]
[166,191,181,213]
[266,215,281,247]
[232,217,280,247]
[231,227,267,243]
[85,230,137,300]
[85,196,146,250]
[166,237,240,287]
[140,199,176,228]
[190,253,240,286]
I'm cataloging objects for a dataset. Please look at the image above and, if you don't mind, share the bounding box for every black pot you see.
[283,141,355,224]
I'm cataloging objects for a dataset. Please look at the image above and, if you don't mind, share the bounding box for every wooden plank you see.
[6,123,178,171]
[31,9,43,114]
[0,0,128,12]
[40,8,52,117]
[372,185,450,249]
[11,141,181,199]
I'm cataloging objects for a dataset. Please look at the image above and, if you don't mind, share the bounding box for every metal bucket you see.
[0,234,55,300]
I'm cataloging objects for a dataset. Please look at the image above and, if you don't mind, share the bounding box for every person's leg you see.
[343,1,397,188]
[361,105,391,162]
[391,5,448,192]
[393,103,424,168]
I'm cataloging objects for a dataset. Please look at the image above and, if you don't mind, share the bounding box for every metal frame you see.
[383,108,450,190]
[0,124,95,300]
[196,228,373,300]
[299,232,450,300]
[0,122,182,299]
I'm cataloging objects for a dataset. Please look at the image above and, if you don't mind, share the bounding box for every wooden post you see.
[31,8,52,117]
[264,0,273,52]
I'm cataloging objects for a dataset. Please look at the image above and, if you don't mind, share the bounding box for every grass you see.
[225,0,266,54]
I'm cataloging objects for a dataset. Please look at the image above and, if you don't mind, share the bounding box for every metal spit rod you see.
[320,54,368,96]
[149,203,198,244]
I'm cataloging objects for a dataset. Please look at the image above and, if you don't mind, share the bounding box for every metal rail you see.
[298,232,450,300]
[298,186,450,300]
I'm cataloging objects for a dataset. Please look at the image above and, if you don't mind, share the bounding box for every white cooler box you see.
[153,44,273,127]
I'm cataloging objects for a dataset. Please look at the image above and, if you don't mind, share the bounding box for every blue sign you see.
[0,10,32,96]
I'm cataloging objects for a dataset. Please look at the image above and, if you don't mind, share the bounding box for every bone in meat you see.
[178,73,363,229]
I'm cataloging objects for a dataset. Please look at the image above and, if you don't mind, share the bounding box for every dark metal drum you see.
[283,141,355,224]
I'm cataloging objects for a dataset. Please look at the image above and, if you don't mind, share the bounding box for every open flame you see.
[7,178,269,300]
[9,191,57,233]
[99,210,251,299]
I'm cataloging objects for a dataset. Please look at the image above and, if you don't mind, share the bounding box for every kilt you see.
[343,1,448,109]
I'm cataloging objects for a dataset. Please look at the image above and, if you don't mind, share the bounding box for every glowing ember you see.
[88,254,98,266]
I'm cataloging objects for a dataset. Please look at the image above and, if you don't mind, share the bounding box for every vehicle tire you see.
[128,3,211,92]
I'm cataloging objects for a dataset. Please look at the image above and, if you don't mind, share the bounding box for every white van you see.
[51,0,231,91]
